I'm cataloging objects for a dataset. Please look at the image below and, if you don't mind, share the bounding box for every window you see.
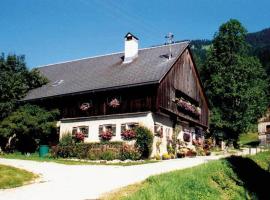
[79,126,89,138]
[99,124,116,136]
[121,123,139,132]
[154,124,163,134]
[72,126,89,138]
[165,128,171,140]
[266,125,270,133]
[72,127,77,136]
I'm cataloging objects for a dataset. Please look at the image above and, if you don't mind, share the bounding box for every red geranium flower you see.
[121,129,136,140]
[99,130,113,141]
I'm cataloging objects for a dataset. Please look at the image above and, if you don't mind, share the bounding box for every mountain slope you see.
[191,27,270,76]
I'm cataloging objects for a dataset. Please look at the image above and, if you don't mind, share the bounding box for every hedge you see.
[51,142,141,160]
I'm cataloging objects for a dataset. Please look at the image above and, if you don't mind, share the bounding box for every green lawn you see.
[0,152,157,166]
[103,151,270,200]
[0,164,37,189]
[239,132,260,147]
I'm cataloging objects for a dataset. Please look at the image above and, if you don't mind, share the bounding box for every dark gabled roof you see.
[23,42,189,101]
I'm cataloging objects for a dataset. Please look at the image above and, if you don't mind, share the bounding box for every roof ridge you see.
[36,41,190,69]
[36,51,124,69]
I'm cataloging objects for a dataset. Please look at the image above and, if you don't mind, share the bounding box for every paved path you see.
[0,155,224,200]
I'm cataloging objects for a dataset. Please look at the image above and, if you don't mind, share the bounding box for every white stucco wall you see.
[152,114,174,156]
[60,112,155,143]
[59,112,175,157]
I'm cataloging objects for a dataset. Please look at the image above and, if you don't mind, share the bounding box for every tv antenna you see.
[165,32,174,59]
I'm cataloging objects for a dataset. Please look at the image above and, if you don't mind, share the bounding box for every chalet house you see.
[258,109,270,145]
[23,33,210,156]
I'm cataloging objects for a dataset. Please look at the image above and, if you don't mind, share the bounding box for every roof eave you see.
[21,80,159,102]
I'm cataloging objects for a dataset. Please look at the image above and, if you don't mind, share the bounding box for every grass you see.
[0,152,157,166]
[239,132,260,147]
[103,151,270,200]
[0,164,37,189]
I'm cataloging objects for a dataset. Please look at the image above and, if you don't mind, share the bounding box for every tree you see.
[0,105,59,153]
[202,19,268,145]
[135,126,153,158]
[0,54,48,120]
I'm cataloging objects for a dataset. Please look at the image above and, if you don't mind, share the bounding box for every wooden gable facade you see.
[157,47,209,129]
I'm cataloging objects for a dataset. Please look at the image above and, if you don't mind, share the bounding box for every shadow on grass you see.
[244,141,260,147]
[226,156,270,199]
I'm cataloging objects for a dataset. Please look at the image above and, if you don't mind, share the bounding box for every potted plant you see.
[108,98,120,108]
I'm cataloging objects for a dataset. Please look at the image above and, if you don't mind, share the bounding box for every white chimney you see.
[123,32,139,63]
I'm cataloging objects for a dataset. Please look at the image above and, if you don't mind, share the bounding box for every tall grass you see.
[105,151,270,200]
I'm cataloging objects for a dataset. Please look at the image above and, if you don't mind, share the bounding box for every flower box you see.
[99,131,113,141]
[176,98,201,118]
[121,129,136,141]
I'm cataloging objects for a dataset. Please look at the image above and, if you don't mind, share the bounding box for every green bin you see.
[39,145,49,157]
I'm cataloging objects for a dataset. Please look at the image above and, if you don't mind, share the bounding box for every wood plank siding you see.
[157,48,209,128]
[37,84,158,119]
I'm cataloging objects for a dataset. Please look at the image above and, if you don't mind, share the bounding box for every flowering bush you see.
[109,98,120,108]
[176,98,201,117]
[192,138,203,146]
[99,131,113,141]
[121,129,136,140]
[120,144,141,160]
[162,153,171,160]
[74,132,85,143]
[177,147,189,158]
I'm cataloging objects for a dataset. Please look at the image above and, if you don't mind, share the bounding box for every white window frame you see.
[99,124,116,136]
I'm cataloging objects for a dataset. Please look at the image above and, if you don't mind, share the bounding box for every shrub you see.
[135,126,153,159]
[121,129,136,141]
[196,146,206,156]
[186,149,197,157]
[51,145,75,158]
[167,145,175,155]
[51,142,123,160]
[120,144,141,160]
[74,143,89,159]
[177,147,189,158]
[162,153,171,160]
[100,150,119,161]
[205,150,211,156]
[99,131,113,141]
[59,133,74,146]
[155,154,161,160]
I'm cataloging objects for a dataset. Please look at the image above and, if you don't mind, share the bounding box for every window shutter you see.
[72,127,77,136]
[84,126,89,138]
[99,125,103,135]
[154,124,159,134]
[121,124,126,133]
[112,124,116,136]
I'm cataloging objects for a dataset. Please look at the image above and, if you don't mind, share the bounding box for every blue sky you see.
[0,0,269,68]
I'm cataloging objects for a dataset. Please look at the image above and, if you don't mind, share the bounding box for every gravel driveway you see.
[0,155,225,200]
